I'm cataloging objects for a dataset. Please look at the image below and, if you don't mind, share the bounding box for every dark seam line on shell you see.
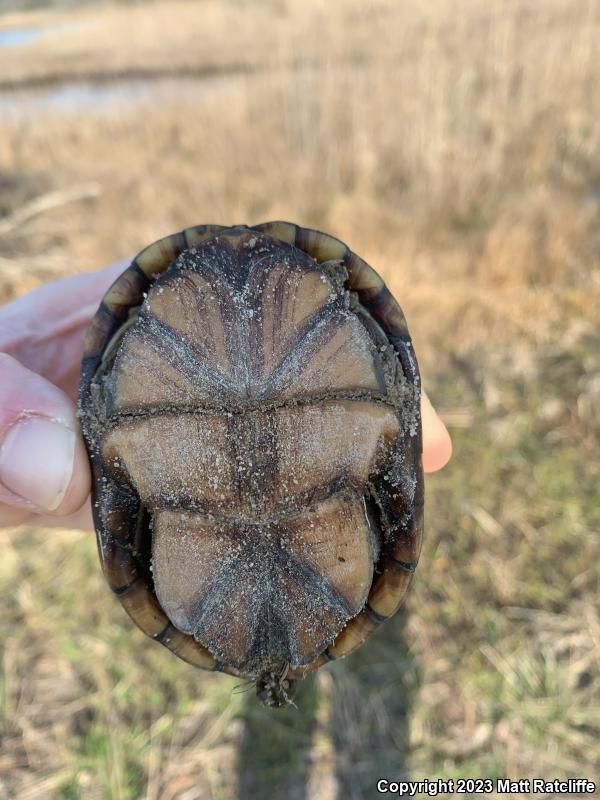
[187,546,255,635]
[278,548,357,619]
[165,268,235,382]
[150,477,356,526]
[283,603,302,668]
[245,597,288,671]
[361,288,410,337]
[102,537,136,554]
[98,300,117,318]
[350,306,394,393]
[111,576,140,595]
[181,226,224,249]
[391,557,418,571]
[104,390,397,427]
[218,249,277,290]
[178,244,276,294]
[137,312,239,394]
[323,649,337,661]
[82,353,102,368]
[250,221,296,239]
[265,304,345,393]
[187,541,355,670]
[366,482,392,540]
[98,299,126,323]
[387,327,412,343]
[181,225,224,249]
[296,226,344,260]
[365,603,388,623]
[153,623,173,642]
[162,270,241,384]
[130,260,155,286]
[388,338,419,384]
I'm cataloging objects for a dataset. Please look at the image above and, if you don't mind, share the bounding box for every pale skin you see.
[0,262,452,530]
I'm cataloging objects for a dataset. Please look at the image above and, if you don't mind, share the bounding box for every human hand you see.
[0,264,452,530]
[0,261,127,529]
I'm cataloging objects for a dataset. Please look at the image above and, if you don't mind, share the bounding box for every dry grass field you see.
[0,0,599,798]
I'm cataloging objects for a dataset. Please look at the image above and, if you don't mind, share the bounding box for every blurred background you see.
[0,0,599,798]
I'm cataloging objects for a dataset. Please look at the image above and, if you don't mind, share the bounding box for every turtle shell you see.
[78,222,424,707]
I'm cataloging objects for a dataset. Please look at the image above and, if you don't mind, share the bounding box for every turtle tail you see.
[255,665,299,708]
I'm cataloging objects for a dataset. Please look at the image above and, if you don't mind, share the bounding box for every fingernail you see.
[0,417,76,511]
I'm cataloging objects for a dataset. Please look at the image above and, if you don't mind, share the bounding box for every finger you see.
[421,391,452,473]
[0,260,129,400]
[0,353,90,519]
[0,497,93,530]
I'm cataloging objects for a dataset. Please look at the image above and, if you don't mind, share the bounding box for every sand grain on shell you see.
[85,234,421,674]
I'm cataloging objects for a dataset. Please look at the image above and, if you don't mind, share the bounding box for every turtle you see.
[78,221,424,707]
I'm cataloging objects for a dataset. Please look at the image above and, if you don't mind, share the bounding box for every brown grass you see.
[0,0,599,797]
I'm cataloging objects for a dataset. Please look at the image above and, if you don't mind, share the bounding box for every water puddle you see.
[0,24,66,49]
[8,80,155,115]
[0,73,248,119]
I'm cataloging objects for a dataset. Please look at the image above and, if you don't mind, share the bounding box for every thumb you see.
[0,353,90,516]
[421,390,453,473]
